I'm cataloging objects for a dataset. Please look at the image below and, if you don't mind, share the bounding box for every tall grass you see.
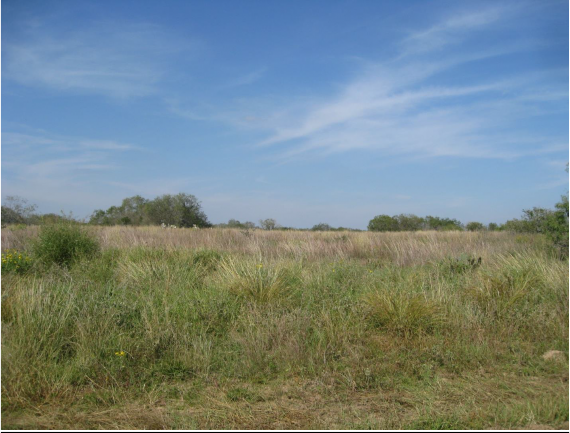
[1,226,567,429]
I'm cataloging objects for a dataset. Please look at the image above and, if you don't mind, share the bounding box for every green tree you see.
[2,196,37,224]
[521,207,553,233]
[146,193,211,228]
[424,216,462,231]
[120,195,149,225]
[89,209,111,225]
[259,218,278,230]
[394,214,424,231]
[465,221,485,231]
[368,215,399,232]
[311,223,332,231]
[487,222,499,231]
[1,206,25,225]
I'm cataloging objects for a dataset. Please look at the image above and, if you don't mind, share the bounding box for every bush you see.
[32,222,100,267]
[544,195,569,258]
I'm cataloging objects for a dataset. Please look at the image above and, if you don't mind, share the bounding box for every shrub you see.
[32,222,100,267]
[544,195,569,258]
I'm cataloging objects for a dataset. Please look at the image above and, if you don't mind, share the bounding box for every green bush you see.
[32,222,100,267]
[544,195,569,258]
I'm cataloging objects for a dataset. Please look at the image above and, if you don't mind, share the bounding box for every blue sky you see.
[2,0,568,228]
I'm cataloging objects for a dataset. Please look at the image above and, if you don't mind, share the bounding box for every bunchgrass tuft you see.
[364,290,447,337]
[218,257,296,303]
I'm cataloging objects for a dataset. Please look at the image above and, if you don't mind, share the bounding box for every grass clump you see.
[218,257,296,303]
[192,249,222,271]
[32,222,100,267]
[364,290,446,337]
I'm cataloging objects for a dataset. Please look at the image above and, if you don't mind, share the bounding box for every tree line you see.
[2,192,568,255]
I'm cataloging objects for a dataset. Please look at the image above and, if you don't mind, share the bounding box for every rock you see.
[542,350,567,362]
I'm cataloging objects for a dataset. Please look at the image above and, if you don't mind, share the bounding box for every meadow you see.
[1,225,568,429]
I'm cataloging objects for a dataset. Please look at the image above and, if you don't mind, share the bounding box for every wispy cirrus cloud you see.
[220,67,267,89]
[399,5,508,56]
[1,127,147,217]
[3,21,198,98]
[2,128,140,178]
[218,6,566,162]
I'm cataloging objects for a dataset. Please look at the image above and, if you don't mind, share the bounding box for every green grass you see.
[1,227,568,429]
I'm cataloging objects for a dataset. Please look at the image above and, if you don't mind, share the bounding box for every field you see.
[1,226,568,429]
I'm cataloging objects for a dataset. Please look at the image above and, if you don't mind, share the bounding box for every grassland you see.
[1,226,568,429]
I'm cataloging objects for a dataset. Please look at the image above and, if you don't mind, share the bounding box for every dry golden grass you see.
[2,225,543,265]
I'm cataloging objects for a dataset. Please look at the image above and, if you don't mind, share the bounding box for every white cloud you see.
[219,6,566,162]
[400,6,508,56]
[2,128,139,180]
[3,21,196,98]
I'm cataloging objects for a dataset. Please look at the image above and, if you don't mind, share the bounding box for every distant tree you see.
[501,218,530,233]
[502,207,555,234]
[521,207,553,234]
[259,218,278,230]
[1,206,25,224]
[394,214,424,231]
[465,221,485,232]
[227,219,243,228]
[487,222,499,231]
[89,209,111,225]
[146,193,211,228]
[120,195,149,225]
[38,213,66,224]
[424,216,463,231]
[2,196,37,224]
[311,223,332,231]
[91,193,211,228]
[368,215,399,232]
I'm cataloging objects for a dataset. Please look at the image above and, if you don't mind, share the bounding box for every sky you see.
[1,0,569,229]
